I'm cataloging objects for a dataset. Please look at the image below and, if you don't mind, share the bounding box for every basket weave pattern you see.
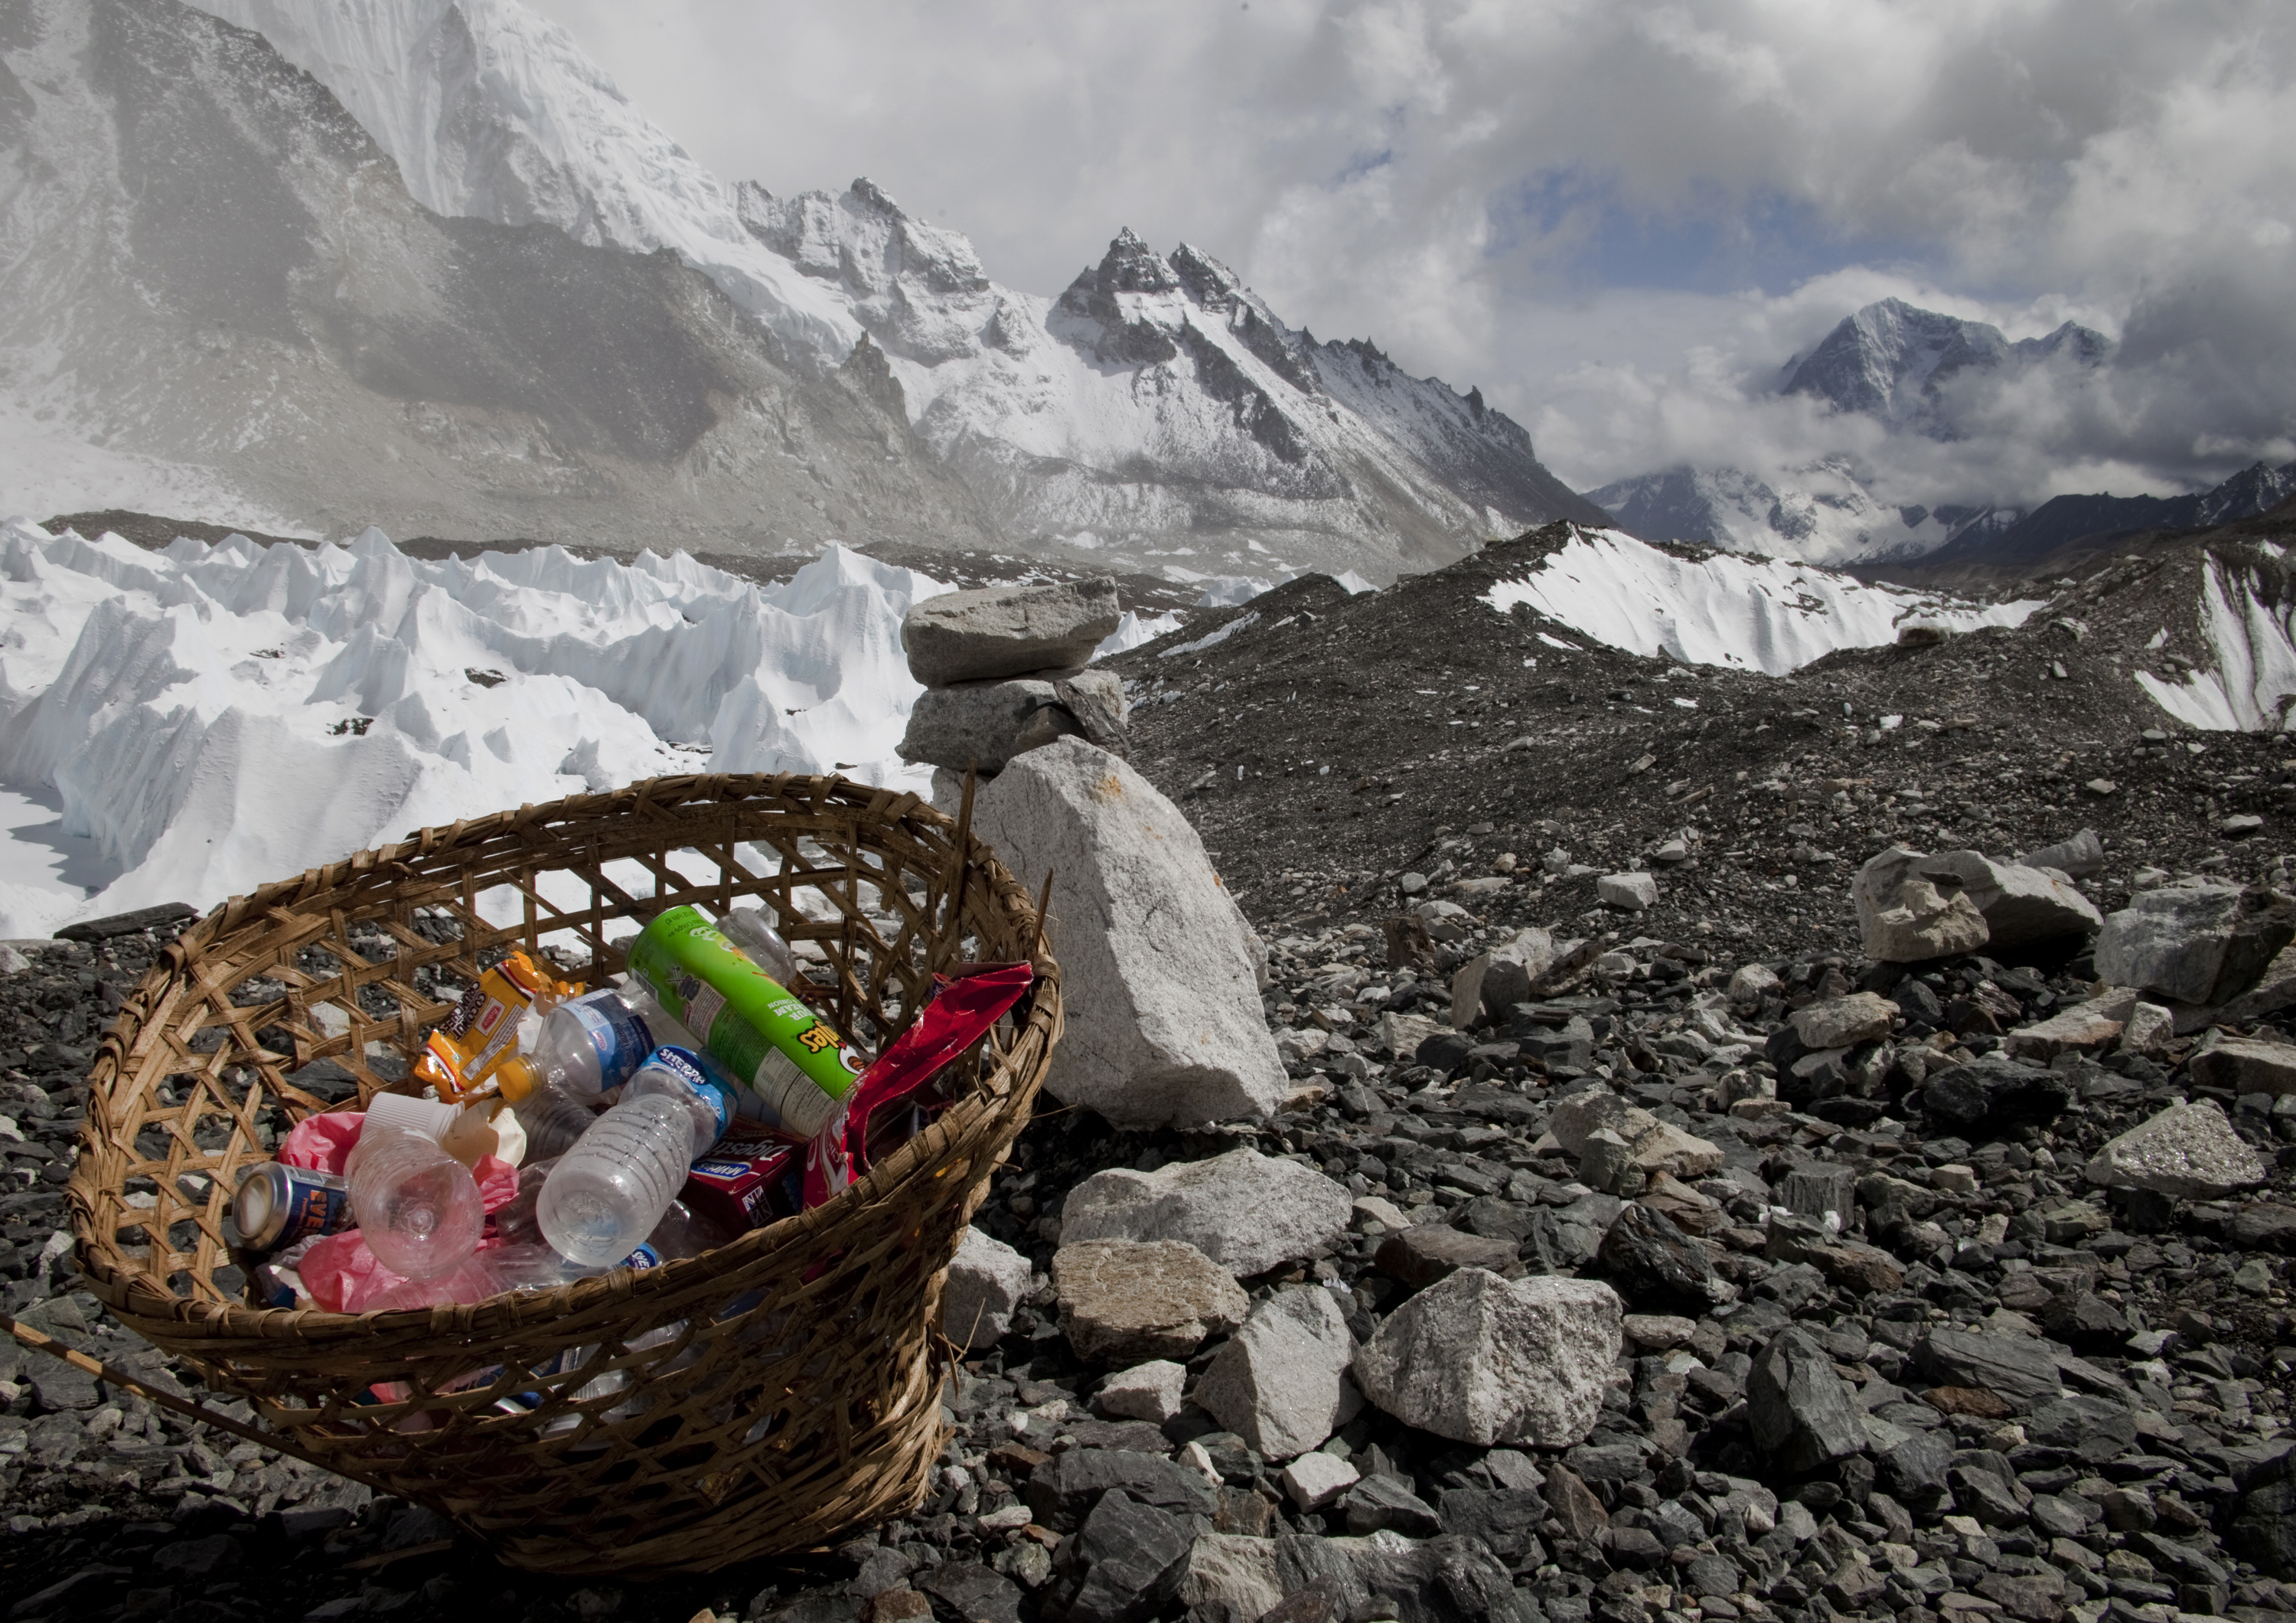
[66,775,1058,1576]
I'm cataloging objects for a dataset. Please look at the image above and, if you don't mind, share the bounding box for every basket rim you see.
[67,770,1057,1354]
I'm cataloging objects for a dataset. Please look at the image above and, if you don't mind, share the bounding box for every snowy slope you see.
[185,0,862,366]
[171,0,1600,580]
[0,0,996,554]
[0,520,950,937]
[2135,548,2296,732]
[1480,527,2040,676]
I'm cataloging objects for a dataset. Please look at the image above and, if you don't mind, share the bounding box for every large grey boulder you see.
[943,1226,1033,1351]
[2085,1098,2273,1199]
[1854,846,1989,962]
[964,740,1286,1126]
[1920,850,2103,948]
[1052,1238,1249,1363]
[2095,881,2296,1006]
[901,576,1122,686]
[1194,1286,1362,1460]
[1352,1267,1622,1447]
[898,669,1127,772]
[1748,1327,1867,1472]
[1062,1147,1351,1277]
[1918,1327,2065,1411]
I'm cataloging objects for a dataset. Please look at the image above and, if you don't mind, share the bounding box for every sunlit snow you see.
[0,521,951,938]
[2135,551,2296,731]
[1480,527,2040,677]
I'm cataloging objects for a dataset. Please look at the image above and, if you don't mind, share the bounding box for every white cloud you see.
[523,0,2296,505]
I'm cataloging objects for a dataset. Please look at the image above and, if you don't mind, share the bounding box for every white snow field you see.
[0,521,954,939]
[2135,548,2296,732]
[1479,527,2041,677]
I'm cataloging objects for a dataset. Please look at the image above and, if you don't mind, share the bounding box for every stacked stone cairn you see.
[896,576,1133,777]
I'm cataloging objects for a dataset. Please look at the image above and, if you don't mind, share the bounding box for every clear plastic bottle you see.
[492,986,662,1102]
[721,906,801,985]
[538,1047,735,1267]
[502,1076,601,1161]
[345,1122,485,1281]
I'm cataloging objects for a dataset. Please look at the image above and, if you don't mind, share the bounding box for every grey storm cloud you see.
[527,0,2296,506]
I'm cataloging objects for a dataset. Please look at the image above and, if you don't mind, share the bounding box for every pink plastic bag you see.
[276,1110,363,1174]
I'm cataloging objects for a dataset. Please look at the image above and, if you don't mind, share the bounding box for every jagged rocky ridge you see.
[5,0,1600,580]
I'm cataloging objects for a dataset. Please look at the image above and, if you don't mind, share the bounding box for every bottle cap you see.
[492,1054,543,1102]
[364,1091,460,1141]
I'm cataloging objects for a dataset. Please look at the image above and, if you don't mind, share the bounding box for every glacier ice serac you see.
[0,521,954,939]
[2136,546,2296,733]
[1482,528,2041,678]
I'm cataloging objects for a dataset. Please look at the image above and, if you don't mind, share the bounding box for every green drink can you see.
[626,905,863,1138]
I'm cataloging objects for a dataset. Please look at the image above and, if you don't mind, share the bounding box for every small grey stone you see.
[900,576,1121,686]
[1352,1267,1621,1447]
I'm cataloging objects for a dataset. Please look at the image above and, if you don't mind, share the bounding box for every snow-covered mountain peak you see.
[736,178,995,367]
[1782,296,2112,433]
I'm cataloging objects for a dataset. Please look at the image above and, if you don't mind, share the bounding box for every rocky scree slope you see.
[1107,516,2296,961]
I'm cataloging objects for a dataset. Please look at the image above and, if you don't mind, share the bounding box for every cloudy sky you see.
[526,0,2296,508]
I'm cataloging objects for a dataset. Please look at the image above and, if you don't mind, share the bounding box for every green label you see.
[628,906,861,1138]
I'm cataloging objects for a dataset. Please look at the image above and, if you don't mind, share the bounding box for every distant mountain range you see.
[1583,296,2290,570]
[0,0,1600,580]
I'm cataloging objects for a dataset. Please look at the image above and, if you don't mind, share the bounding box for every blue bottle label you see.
[642,1045,735,1139]
[563,990,653,1087]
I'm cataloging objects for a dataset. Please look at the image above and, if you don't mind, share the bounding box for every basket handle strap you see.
[1,1311,328,1469]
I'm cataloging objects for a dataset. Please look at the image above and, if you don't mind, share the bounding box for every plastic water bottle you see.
[538,1047,735,1267]
[504,1078,600,1161]
[722,906,801,985]
[492,986,663,1102]
[345,1116,485,1282]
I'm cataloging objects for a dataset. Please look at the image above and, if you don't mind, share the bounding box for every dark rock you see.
[1437,1487,1550,1561]
[151,1535,243,1581]
[1685,1553,1743,1599]
[1747,1327,1866,1473]
[1375,1224,1521,1288]
[915,1563,1022,1623]
[1418,1032,1478,1074]
[1025,1448,1217,1532]
[2041,1293,2131,1353]
[1344,1474,1445,1536]
[1596,1202,1734,1308]
[2024,1396,2137,1463]
[2231,1203,2296,1251]
[1923,1053,2073,1131]
[1256,1579,1344,1623]
[1977,1569,2068,1622]
[52,901,197,942]
[1919,1327,2066,1411]
[1049,1490,1193,1623]
[1544,1463,1611,1540]
[1877,1431,1952,1512]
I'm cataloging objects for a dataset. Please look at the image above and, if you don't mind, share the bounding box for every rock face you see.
[2187,1036,2296,1096]
[1748,1327,1867,1472]
[1050,1238,1249,1363]
[1854,847,1991,962]
[1193,1286,1362,1460]
[901,578,1123,686]
[1060,1147,1351,1277]
[2095,882,2296,1006]
[964,740,1286,1126]
[897,670,1127,772]
[1352,1267,1622,1447]
[943,1226,1034,1351]
[2085,1099,2274,1198]
[1921,850,2104,948]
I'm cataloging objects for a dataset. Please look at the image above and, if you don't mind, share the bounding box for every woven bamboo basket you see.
[64,774,1060,1576]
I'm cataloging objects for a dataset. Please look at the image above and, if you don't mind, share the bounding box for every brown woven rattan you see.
[66,774,1059,1576]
